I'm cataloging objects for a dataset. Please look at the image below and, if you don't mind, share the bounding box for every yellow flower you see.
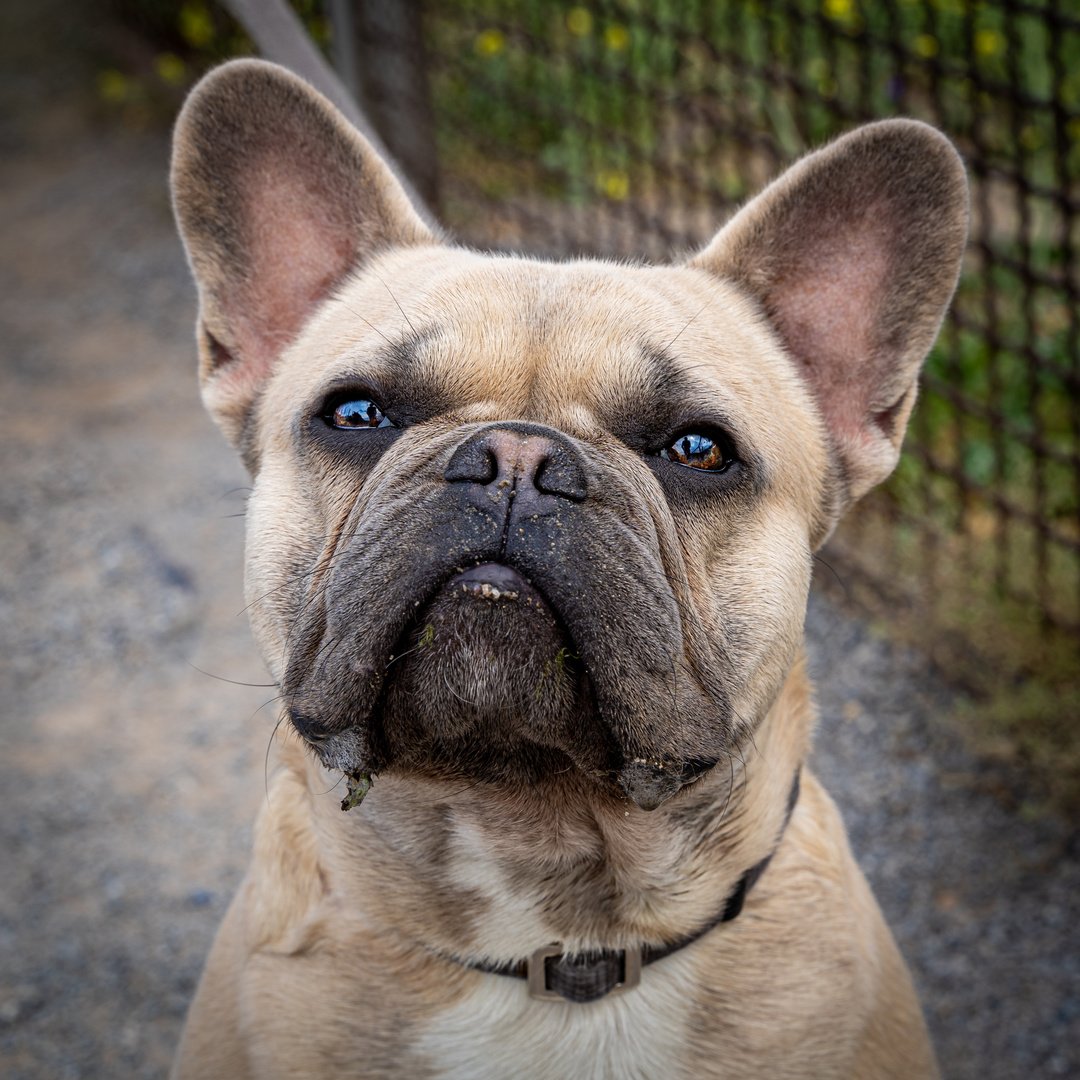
[914,34,939,58]
[604,24,630,51]
[567,8,593,37]
[155,53,186,87]
[475,29,505,57]
[179,2,215,49]
[97,69,128,105]
[975,28,1006,57]
[597,170,629,201]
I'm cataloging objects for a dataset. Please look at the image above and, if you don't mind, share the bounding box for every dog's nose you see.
[444,424,587,502]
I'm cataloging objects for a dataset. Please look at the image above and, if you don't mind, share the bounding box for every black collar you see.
[463,768,801,1004]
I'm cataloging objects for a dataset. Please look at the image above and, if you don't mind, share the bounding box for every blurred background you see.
[0,0,1077,1077]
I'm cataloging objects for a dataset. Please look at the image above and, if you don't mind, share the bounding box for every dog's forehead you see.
[279,246,822,448]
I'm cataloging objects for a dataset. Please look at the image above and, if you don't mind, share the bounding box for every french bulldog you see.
[169,58,967,1079]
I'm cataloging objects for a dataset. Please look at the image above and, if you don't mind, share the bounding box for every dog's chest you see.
[412,956,696,1080]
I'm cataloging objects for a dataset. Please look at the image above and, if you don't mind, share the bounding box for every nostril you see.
[445,424,588,500]
[535,454,588,502]
[445,441,498,485]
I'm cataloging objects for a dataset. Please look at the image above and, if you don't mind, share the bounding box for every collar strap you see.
[467,768,801,1004]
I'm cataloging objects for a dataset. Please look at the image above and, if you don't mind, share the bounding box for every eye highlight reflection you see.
[660,432,731,471]
[327,398,394,430]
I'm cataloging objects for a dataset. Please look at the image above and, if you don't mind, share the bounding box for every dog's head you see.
[171,60,966,810]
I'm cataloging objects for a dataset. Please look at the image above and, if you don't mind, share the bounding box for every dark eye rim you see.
[654,424,739,474]
[319,389,397,430]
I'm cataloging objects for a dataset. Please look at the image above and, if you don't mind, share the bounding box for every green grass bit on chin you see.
[340,772,372,812]
[534,647,579,698]
[553,647,578,673]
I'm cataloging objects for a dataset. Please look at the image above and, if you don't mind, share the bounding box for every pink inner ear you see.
[223,162,357,392]
[769,215,894,456]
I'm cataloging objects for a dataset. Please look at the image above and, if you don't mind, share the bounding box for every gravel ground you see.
[1,7,1077,1077]
[806,602,1080,1077]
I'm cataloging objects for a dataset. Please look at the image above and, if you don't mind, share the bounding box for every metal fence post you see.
[337,0,440,213]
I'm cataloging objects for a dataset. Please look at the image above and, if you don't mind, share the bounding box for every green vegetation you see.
[94,0,333,125]
[426,1,1080,207]
[340,771,372,811]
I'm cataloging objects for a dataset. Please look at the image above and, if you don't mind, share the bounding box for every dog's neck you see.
[258,652,814,963]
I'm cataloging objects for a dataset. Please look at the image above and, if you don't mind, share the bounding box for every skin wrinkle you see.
[280,421,444,702]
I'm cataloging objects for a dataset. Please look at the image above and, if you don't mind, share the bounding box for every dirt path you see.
[1,7,1077,1078]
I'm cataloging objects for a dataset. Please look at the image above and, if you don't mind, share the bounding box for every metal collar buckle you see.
[526,943,643,1002]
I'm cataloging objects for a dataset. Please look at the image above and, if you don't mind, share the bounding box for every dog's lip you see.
[445,562,537,601]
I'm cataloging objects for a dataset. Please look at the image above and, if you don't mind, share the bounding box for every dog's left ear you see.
[690,119,968,508]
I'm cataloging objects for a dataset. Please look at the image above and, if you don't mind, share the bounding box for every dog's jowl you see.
[169,59,967,1079]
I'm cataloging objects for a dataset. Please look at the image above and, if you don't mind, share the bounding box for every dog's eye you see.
[660,432,732,471]
[327,398,394,430]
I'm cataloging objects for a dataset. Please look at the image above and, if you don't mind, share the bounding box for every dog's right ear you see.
[171,59,437,448]
[689,120,967,518]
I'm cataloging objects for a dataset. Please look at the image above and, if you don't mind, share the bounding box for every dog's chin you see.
[371,564,618,784]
